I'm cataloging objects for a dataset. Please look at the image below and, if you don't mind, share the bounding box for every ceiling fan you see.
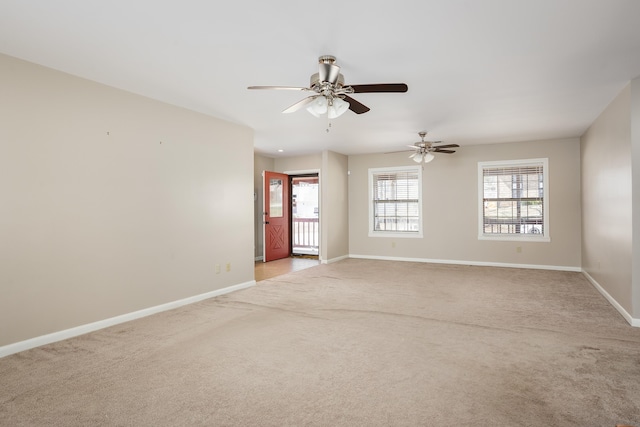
[247,55,408,119]
[393,132,460,163]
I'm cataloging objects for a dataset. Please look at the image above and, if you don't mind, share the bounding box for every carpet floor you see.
[1,259,639,426]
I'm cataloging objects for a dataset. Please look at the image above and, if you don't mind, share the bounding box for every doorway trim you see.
[284,169,321,260]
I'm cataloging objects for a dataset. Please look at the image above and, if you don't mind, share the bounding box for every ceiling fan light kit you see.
[248,55,408,123]
[327,97,349,119]
[306,96,327,117]
[412,151,435,163]
[305,95,349,119]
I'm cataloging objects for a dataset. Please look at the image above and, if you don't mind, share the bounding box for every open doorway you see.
[291,174,319,257]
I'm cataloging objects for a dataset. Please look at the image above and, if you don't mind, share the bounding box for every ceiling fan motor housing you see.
[416,132,431,152]
[310,72,344,90]
[312,55,345,94]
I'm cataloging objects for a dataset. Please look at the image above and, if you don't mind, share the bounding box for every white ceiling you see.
[2,1,640,157]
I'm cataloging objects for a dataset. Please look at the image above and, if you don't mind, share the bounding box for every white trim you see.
[478,234,551,243]
[348,253,581,272]
[368,165,423,238]
[368,231,424,239]
[282,169,320,176]
[283,169,322,260]
[262,171,266,264]
[255,256,264,261]
[478,158,550,242]
[0,280,256,359]
[321,254,350,265]
[581,270,639,327]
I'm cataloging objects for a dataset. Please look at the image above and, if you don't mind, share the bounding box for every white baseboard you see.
[348,254,582,272]
[582,271,639,327]
[321,254,350,265]
[0,280,256,359]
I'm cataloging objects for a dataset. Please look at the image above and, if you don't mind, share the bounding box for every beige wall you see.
[581,83,635,317]
[349,138,582,269]
[321,151,349,262]
[0,54,255,347]
[274,153,322,173]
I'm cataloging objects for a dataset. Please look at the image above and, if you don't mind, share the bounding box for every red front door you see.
[263,171,290,262]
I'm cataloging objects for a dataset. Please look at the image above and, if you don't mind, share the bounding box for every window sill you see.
[478,234,550,243]
[369,231,423,238]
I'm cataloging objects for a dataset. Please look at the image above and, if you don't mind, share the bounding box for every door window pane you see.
[270,178,283,217]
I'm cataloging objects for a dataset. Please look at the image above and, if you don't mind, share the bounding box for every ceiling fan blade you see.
[349,83,408,93]
[248,85,312,91]
[384,149,413,154]
[433,149,456,154]
[282,96,318,114]
[433,144,460,149]
[343,95,370,114]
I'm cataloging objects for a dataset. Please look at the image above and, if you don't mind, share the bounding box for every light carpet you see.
[1,259,639,426]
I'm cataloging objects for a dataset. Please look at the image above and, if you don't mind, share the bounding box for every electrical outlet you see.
[215,264,221,274]
[226,263,231,272]
[391,241,396,248]
[516,246,522,253]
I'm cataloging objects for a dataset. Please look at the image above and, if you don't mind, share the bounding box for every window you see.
[478,158,549,241]
[369,166,422,237]
[269,178,283,217]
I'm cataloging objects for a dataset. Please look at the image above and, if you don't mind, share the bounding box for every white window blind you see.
[369,167,421,236]
[479,159,549,241]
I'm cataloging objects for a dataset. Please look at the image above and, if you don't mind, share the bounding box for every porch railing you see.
[293,217,319,251]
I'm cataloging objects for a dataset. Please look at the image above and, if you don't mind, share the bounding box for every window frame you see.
[477,158,550,242]
[368,165,423,238]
